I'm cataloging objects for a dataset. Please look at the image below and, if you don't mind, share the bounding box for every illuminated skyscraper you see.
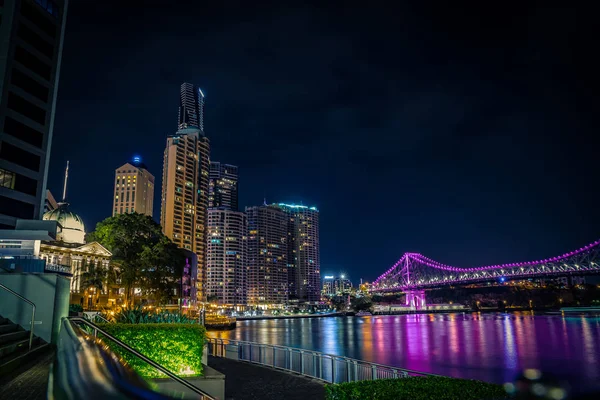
[245,205,288,305]
[274,203,321,303]
[0,0,68,228]
[178,82,205,132]
[113,156,154,217]
[209,161,238,211]
[161,83,210,302]
[206,209,247,305]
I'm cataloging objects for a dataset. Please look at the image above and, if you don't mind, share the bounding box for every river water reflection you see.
[208,312,600,387]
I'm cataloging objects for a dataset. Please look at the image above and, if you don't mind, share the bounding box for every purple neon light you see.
[373,239,600,285]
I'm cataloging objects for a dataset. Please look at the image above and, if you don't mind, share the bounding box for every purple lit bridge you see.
[372,239,600,309]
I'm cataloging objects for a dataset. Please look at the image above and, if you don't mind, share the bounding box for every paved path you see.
[208,355,326,400]
[0,350,53,400]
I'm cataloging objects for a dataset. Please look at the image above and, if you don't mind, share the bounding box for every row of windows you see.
[21,1,56,38]
[3,116,44,148]
[18,22,54,59]
[15,45,51,81]
[0,194,35,219]
[0,168,37,196]
[11,68,49,103]
[0,141,40,172]
[34,0,59,18]
[7,90,46,126]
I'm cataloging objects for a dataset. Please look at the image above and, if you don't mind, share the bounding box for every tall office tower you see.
[206,209,247,305]
[178,82,204,132]
[208,161,238,211]
[0,0,68,229]
[112,156,155,217]
[274,204,321,303]
[160,126,210,301]
[245,205,288,305]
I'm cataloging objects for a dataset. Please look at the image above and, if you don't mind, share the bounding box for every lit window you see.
[0,169,16,189]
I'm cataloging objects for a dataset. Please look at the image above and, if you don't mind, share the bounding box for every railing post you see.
[313,353,317,377]
[29,305,35,351]
[354,361,359,381]
[393,369,398,379]
[273,346,276,367]
[346,359,352,382]
[371,364,377,380]
[300,350,305,375]
[331,357,336,383]
[288,348,292,370]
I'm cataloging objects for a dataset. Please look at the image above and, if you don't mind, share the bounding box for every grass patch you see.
[99,323,206,379]
[325,376,509,400]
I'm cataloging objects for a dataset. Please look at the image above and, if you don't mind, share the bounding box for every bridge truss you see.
[372,239,600,292]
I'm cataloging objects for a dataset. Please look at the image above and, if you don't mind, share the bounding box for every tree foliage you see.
[87,213,185,306]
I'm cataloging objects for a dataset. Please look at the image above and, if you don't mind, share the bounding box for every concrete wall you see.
[154,364,225,400]
[0,273,70,344]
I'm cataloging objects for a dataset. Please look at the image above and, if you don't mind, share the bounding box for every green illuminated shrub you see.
[325,376,508,400]
[99,323,206,379]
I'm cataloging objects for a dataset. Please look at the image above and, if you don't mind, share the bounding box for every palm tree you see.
[81,261,107,310]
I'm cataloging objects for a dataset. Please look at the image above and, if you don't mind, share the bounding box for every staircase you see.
[0,314,48,377]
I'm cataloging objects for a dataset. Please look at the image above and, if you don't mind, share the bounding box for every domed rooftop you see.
[43,203,86,244]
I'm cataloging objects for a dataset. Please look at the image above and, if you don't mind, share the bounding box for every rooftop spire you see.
[62,160,69,202]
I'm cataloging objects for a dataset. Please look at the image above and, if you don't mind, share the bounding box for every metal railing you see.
[0,283,36,351]
[69,318,215,399]
[207,337,439,384]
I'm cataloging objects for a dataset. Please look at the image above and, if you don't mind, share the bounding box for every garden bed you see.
[99,323,206,378]
[325,376,508,400]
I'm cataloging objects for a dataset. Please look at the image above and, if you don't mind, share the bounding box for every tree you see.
[88,213,184,307]
[81,261,107,310]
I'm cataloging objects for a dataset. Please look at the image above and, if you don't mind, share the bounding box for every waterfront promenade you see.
[208,356,325,400]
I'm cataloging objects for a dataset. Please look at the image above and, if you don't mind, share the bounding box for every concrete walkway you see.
[208,355,326,400]
[0,350,53,400]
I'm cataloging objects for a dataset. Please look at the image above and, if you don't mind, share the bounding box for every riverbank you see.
[236,312,344,321]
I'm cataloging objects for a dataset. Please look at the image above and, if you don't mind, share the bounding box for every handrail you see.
[69,317,215,399]
[207,337,442,383]
[0,283,35,351]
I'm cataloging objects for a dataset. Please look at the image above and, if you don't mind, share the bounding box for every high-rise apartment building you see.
[275,203,321,303]
[209,161,238,211]
[0,0,68,229]
[112,156,155,217]
[178,82,204,132]
[245,205,288,305]
[161,83,210,302]
[206,209,247,305]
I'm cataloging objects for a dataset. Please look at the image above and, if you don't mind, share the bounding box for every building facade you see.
[206,209,247,305]
[334,276,352,295]
[208,161,238,211]
[44,189,57,211]
[0,0,68,229]
[178,82,204,132]
[113,157,155,217]
[245,205,288,306]
[275,204,321,303]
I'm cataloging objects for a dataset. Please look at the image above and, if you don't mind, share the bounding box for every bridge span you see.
[371,239,600,307]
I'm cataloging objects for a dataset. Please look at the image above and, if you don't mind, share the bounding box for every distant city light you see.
[324,275,334,279]
[277,203,318,211]
[500,277,506,283]
[198,88,205,97]
[341,274,345,279]
[133,155,141,164]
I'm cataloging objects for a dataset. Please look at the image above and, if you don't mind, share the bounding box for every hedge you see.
[325,376,509,400]
[99,323,206,379]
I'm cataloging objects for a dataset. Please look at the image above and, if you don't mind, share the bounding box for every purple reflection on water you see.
[208,313,600,388]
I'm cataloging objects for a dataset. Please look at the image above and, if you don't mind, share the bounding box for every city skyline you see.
[45,1,600,282]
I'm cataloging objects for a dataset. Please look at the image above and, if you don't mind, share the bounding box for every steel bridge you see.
[372,239,600,294]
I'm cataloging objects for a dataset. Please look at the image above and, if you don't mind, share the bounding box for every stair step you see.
[0,342,51,378]
[0,324,18,334]
[0,331,29,345]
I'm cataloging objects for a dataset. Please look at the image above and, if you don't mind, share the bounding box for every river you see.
[208,312,600,388]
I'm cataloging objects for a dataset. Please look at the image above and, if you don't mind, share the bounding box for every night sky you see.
[48,1,599,283]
